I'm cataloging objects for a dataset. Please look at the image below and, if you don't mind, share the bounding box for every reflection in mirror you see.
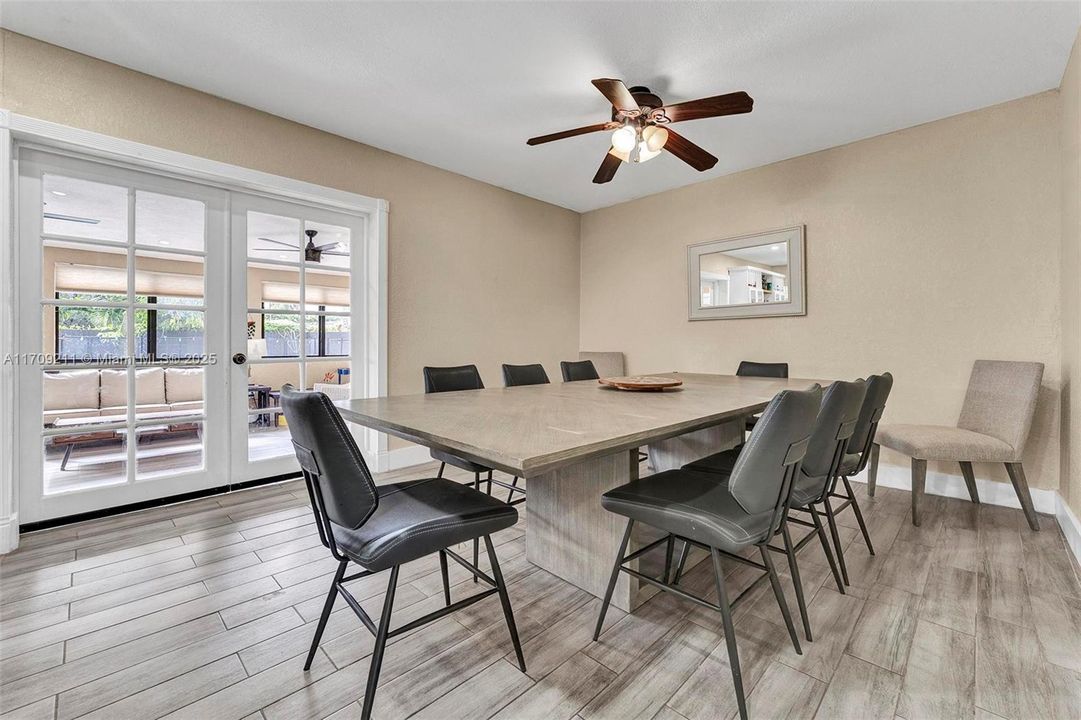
[688,226,805,320]
[699,241,789,308]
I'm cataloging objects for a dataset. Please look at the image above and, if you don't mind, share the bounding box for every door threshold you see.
[19,472,302,534]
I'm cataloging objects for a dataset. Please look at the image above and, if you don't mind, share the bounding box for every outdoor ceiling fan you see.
[250,229,348,263]
[526,78,753,184]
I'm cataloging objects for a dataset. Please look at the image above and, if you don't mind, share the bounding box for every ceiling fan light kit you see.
[527,78,753,184]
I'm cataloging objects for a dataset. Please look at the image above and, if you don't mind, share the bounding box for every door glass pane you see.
[247,361,297,462]
[47,305,128,362]
[44,241,128,301]
[309,360,351,393]
[136,309,205,360]
[255,312,303,358]
[135,191,205,252]
[248,211,301,261]
[42,174,128,243]
[134,250,206,303]
[304,266,350,310]
[44,428,127,494]
[303,220,351,270]
[136,420,204,480]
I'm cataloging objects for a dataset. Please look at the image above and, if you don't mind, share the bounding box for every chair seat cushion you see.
[682,446,743,475]
[431,448,491,475]
[601,469,774,553]
[838,452,861,476]
[876,424,1015,462]
[331,478,517,572]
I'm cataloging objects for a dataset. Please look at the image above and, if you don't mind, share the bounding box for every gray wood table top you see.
[336,372,824,477]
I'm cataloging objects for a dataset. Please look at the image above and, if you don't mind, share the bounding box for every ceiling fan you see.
[527,78,753,184]
[250,229,348,263]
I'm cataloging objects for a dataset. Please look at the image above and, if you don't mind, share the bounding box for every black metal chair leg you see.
[760,545,802,655]
[663,535,675,584]
[507,476,520,503]
[304,559,347,670]
[672,540,690,586]
[822,496,850,585]
[438,549,451,606]
[841,475,875,555]
[473,472,481,583]
[594,519,634,641]
[780,523,812,642]
[485,535,526,672]
[360,565,400,720]
[711,547,747,720]
[437,461,446,478]
[808,505,845,593]
[487,470,493,496]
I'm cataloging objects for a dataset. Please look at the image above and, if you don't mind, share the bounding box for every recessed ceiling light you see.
[770,245,780,250]
[279,254,287,259]
[159,240,171,246]
[51,190,68,197]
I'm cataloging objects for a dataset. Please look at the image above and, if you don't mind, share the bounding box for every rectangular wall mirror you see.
[688,226,806,320]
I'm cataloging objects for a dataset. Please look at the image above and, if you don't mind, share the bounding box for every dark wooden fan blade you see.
[593,150,622,184]
[664,129,718,171]
[592,78,640,114]
[655,91,753,124]
[527,123,612,146]
[257,237,301,249]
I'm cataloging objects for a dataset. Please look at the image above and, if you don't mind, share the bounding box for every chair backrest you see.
[800,380,867,495]
[848,372,894,459]
[957,360,1044,456]
[423,365,484,394]
[280,385,379,533]
[737,361,789,378]
[728,385,822,520]
[502,363,550,387]
[561,359,600,382]
[578,352,624,378]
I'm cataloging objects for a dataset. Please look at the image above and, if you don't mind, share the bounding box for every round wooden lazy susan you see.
[598,376,684,391]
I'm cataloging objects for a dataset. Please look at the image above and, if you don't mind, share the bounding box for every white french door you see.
[228,194,363,483]
[16,149,229,522]
[16,151,367,523]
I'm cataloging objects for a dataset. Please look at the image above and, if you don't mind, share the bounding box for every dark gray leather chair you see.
[683,380,866,639]
[593,386,821,720]
[737,360,790,378]
[502,363,550,387]
[737,360,789,434]
[280,385,525,720]
[560,359,599,382]
[828,372,893,572]
[500,363,550,504]
[423,365,498,575]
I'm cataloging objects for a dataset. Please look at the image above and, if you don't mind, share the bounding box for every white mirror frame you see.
[688,225,806,321]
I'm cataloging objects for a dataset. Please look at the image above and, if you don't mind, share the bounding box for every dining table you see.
[335,372,824,612]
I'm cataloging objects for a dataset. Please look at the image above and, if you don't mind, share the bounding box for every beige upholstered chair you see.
[578,351,624,379]
[870,360,1043,530]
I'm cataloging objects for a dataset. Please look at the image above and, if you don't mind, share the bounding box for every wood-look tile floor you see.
[3,462,1080,720]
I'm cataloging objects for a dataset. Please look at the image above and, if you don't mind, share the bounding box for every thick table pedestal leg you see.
[527,449,643,612]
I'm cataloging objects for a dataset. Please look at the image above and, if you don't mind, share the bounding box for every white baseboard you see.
[367,444,433,473]
[1056,494,1081,569]
[848,463,1058,515]
[0,512,18,554]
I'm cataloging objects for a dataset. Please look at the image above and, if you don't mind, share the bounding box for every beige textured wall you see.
[581,92,1063,491]
[0,31,581,450]
[1062,29,1081,514]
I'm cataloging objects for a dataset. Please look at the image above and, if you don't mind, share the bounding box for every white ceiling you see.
[3,2,1078,212]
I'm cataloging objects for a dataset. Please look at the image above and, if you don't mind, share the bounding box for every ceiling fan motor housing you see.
[613,86,664,125]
